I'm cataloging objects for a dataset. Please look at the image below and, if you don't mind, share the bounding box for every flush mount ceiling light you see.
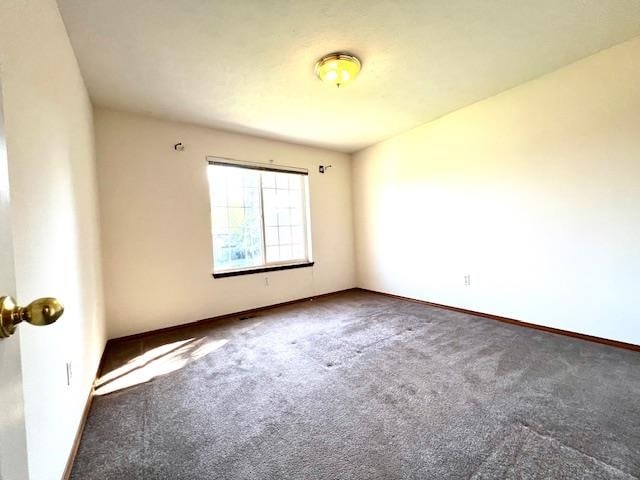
[315,52,361,88]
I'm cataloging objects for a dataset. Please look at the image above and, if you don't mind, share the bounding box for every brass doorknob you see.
[0,296,64,338]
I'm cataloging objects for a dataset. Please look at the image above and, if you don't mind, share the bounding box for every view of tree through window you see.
[207,162,311,273]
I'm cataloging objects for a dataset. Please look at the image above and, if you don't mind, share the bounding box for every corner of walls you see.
[350,37,640,346]
[0,0,107,478]
[349,146,365,289]
[94,108,356,339]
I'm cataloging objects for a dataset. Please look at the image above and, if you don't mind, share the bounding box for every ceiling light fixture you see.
[315,52,361,88]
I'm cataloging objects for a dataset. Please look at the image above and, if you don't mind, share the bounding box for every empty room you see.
[0,0,639,479]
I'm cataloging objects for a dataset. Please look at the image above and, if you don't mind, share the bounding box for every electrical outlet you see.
[464,275,471,286]
[264,276,269,287]
[65,361,72,386]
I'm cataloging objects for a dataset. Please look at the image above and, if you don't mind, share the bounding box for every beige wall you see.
[352,37,640,345]
[95,108,355,339]
[0,0,106,478]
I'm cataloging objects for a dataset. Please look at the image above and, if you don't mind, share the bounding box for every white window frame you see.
[207,156,314,277]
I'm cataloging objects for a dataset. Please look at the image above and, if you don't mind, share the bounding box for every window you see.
[207,158,313,277]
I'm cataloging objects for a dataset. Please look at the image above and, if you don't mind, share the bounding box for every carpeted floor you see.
[71,290,640,479]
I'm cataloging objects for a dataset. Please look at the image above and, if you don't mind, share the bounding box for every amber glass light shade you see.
[315,53,361,87]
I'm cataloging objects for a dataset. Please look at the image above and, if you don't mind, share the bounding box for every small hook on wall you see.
[319,165,332,174]
[174,142,185,152]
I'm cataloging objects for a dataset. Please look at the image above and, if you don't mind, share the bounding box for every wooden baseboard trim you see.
[108,288,358,346]
[358,288,640,353]
[58,286,637,478]
[61,343,109,480]
[61,390,94,480]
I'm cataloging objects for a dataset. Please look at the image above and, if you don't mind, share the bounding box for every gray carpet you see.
[71,290,640,479]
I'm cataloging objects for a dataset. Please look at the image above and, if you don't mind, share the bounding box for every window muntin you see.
[207,161,311,274]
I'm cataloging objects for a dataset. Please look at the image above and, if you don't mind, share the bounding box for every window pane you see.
[291,226,303,244]
[275,172,289,189]
[227,174,244,206]
[244,207,260,228]
[277,208,290,226]
[213,207,228,229]
[266,246,279,262]
[290,207,303,226]
[208,163,311,272]
[279,245,292,260]
[262,188,277,226]
[227,207,245,228]
[287,189,298,206]
[265,226,279,246]
[289,175,301,190]
[259,171,308,264]
[263,207,277,227]
[276,189,288,208]
[211,184,227,206]
[292,244,304,259]
[243,187,259,208]
[278,226,292,244]
[210,165,263,271]
[262,172,275,188]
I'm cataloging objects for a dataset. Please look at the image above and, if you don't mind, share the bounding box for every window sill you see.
[212,261,314,278]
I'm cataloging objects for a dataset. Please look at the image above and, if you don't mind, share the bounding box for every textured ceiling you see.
[58,0,640,152]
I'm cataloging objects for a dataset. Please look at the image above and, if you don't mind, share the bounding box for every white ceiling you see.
[58,0,640,153]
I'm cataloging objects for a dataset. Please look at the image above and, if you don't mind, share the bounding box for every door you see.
[0,78,30,479]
